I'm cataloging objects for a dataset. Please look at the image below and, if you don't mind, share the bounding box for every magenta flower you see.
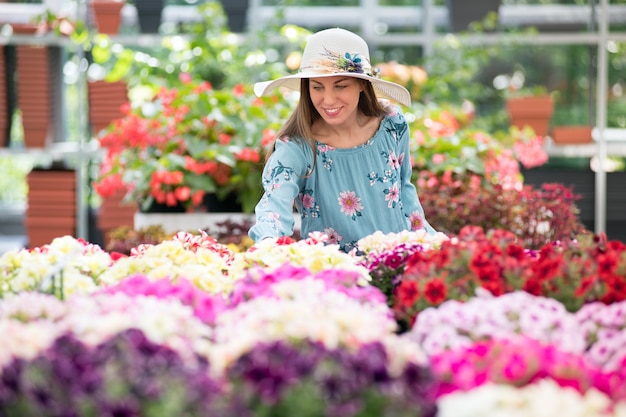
[98,274,225,325]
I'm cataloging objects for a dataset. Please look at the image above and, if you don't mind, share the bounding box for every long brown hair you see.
[265,78,391,166]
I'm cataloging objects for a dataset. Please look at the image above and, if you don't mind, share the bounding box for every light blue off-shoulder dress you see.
[248,106,436,252]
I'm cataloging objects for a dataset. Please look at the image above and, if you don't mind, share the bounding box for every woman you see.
[248,27,436,252]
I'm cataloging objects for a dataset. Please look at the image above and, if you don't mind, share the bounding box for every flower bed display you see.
[1,227,625,416]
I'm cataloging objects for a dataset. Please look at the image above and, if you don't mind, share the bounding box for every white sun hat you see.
[253,28,412,107]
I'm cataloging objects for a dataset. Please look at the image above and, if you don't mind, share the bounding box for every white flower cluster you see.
[355,229,450,256]
[99,238,234,295]
[411,289,586,356]
[209,277,401,375]
[0,291,212,371]
[437,379,623,417]
[0,235,112,297]
[228,237,371,284]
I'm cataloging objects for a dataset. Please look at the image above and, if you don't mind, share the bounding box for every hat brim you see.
[254,71,412,107]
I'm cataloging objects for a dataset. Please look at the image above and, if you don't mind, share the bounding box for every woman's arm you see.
[248,139,311,241]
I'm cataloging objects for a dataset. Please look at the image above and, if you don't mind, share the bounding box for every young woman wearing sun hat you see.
[248,27,437,252]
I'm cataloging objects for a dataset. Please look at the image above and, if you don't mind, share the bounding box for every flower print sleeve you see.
[248,139,311,242]
[391,109,437,234]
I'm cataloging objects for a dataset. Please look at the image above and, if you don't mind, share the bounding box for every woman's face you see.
[308,76,362,126]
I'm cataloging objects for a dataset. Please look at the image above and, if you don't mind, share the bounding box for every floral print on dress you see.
[263,161,297,189]
[384,118,407,142]
[317,144,335,171]
[366,147,406,208]
[323,227,343,245]
[299,189,320,218]
[408,211,425,231]
[337,190,363,220]
[386,150,403,170]
[254,198,283,235]
[384,182,401,208]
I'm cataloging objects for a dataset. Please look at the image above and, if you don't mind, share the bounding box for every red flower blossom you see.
[392,225,625,326]
[424,279,448,305]
[236,147,261,163]
[276,236,296,245]
[395,280,420,307]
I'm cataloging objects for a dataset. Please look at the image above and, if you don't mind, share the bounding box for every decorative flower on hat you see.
[310,49,372,76]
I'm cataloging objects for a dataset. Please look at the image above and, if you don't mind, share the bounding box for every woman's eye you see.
[336,85,347,89]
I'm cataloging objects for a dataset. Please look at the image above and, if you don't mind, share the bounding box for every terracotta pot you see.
[26,169,77,248]
[90,0,125,34]
[506,95,554,138]
[16,45,53,148]
[550,125,593,145]
[97,190,136,231]
[88,80,127,135]
[9,23,44,36]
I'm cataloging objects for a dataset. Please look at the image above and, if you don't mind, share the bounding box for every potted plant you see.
[407,102,548,188]
[505,87,555,138]
[92,80,295,214]
[550,125,593,145]
[549,102,593,145]
[404,102,587,249]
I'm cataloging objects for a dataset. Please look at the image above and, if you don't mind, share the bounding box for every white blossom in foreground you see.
[0,236,111,297]
[228,236,371,284]
[99,231,234,295]
[437,379,619,417]
[209,277,399,375]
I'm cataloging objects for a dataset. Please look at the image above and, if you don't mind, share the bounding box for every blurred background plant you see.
[88,2,308,213]
[0,156,33,204]
[92,80,296,213]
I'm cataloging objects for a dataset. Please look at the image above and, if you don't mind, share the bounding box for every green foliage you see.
[0,156,33,203]
[89,2,305,92]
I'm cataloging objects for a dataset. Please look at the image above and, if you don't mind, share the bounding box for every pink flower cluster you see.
[98,274,225,325]
[514,134,549,169]
[576,301,626,372]
[429,336,621,401]
[228,263,387,310]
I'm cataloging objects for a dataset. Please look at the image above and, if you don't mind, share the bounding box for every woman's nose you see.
[322,90,337,103]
